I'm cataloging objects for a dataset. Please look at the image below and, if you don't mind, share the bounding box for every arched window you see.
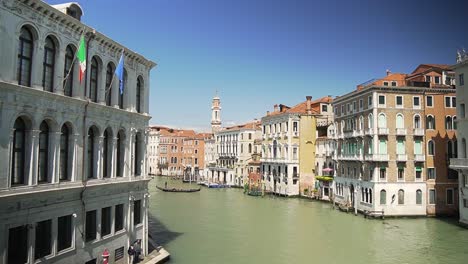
[369,189,373,204]
[116,130,125,177]
[416,189,422,205]
[59,124,71,181]
[38,121,50,183]
[273,140,277,158]
[368,114,373,129]
[136,77,143,113]
[17,27,34,86]
[89,57,98,102]
[445,116,453,130]
[453,116,457,130]
[428,140,435,155]
[64,45,75,96]
[103,128,111,178]
[414,115,421,129]
[87,126,98,179]
[105,63,114,106]
[378,113,386,128]
[380,190,386,205]
[11,118,27,185]
[248,143,252,153]
[359,116,364,130]
[42,36,55,91]
[396,114,404,129]
[398,189,405,204]
[134,133,142,176]
[426,115,435,130]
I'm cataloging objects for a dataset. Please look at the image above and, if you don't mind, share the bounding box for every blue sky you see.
[47,0,468,131]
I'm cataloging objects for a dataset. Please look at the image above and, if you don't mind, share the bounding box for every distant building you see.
[208,121,261,186]
[147,126,161,175]
[0,1,156,263]
[334,65,457,216]
[450,53,468,226]
[261,96,324,196]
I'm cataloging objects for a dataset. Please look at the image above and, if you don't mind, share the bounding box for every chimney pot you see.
[267,111,270,116]
[386,69,391,76]
[306,96,312,114]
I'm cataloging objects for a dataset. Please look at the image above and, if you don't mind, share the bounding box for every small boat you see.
[156,186,201,193]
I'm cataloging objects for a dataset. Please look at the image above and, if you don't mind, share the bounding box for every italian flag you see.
[77,35,86,83]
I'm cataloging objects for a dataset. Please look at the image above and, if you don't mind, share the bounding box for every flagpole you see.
[104,49,124,102]
[60,26,86,92]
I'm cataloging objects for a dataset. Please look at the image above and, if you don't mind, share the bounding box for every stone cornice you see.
[2,0,156,69]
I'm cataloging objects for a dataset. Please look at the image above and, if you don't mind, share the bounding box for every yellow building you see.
[261,96,328,196]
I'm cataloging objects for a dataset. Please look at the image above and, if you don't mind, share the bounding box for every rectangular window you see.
[379,167,386,180]
[416,166,422,180]
[352,102,356,112]
[445,96,451,107]
[57,215,73,252]
[134,200,142,225]
[435,76,440,84]
[383,81,389,86]
[425,76,431,82]
[347,103,350,112]
[429,189,436,204]
[8,225,28,264]
[464,199,468,208]
[391,81,397,86]
[396,96,403,107]
[101,207,111,237]
[427,168,436,180]
[341,105,344,115]
[461,103,466,118]
[426,96,433,107]
[413,97,420,108]
[459,74,464,86]
[446,189,454,205]
[378,95,385,105]
[85,210,97,242]
[368,96,373,106]
[398,167,404,180]
[322,105,327,112]
[359,99,363,109]
[35,219,52,259]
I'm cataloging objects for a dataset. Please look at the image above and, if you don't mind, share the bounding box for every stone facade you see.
[0,1,155,263]
[147,127,160,175]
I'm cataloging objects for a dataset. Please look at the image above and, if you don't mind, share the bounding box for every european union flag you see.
[115,51,125,94]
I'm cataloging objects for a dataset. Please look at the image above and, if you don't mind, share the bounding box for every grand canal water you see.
[149,177,468,264]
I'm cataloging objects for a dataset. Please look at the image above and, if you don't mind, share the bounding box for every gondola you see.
[156,186,201,193]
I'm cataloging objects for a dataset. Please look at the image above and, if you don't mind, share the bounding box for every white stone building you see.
[451,52,468,226]
[203,136,216,181]
[0,1,156,263]
[208,121,261,186]
[147,126,160,175]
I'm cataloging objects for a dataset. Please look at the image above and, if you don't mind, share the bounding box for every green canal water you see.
[149,177,468,264]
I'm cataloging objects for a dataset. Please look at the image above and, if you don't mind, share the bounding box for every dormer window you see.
[322,104,327,113]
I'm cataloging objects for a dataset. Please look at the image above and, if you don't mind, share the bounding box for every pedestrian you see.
[132,239,142,263]
[165,181,168,189]
[128,245,135,263]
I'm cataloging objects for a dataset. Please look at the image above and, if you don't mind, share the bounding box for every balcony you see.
[413,128,424,136]
[377,128,389,135]
[344,130,353,138]
[292,173,300,179]
[355,130,364,137]
[450,158,468,169]
[365,154,389,161]
[414,154,425,162]
[365,128,374,136]
[396,154,407,162]
[338,154,363,161]
[396,128,407,136]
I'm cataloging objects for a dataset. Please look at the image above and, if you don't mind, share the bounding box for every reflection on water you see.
[149,177,468,264]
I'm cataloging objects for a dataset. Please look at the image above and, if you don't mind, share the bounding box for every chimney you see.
[274,104,279,112]
[306,96,312,114]
[386,69,391,76]
[266,111,270,116]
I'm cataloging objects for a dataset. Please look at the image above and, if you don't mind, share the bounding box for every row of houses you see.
[192,63,467,223]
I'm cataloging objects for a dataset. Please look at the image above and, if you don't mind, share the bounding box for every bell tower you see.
[211,92,221,133]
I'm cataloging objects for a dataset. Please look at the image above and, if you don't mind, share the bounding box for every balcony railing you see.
[449,158,468,169]
[396,128,407,136]
[378,128,389,135]
[414,154,425,162]
[396,154,407,162]
[355,130,364,137]
[365,154,389,161]
[344,131,353,138]
[365,128,374,136]
[413,128,424,136]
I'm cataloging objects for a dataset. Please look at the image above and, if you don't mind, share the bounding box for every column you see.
[51,132,61,184]
[126,134,134,179]
[97,136,104,179]
[31,39,44,90]
[54,49,65,95]
[71,134,79,182]
[29,130,40,186]
[97,66,106,105]
[111,137,117,178]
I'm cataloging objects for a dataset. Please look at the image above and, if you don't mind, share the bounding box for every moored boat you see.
[156,186,201,193]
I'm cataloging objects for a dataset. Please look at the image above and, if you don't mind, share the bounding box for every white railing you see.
[414,154,425,162]
[378,128,389,135]
[396,154,407,161]
[365,128,374,136]
[396,128,407,136]
[413,128,424,136]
